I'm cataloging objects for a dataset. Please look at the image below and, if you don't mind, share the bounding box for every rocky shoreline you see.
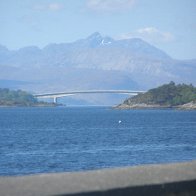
[114,101,196,110]
[0,103,61,107]
[176,101,196,110]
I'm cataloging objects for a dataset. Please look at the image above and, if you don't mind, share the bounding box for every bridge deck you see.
[34,90,146,98]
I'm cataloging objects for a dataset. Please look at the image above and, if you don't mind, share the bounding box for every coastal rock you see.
[114,103,169,109]
[115,102,196,110]
[176,101,196,110]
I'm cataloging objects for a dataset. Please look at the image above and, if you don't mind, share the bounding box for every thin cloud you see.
[119,27,174,43]
[137,27,174,42]
[34,3,64,11]
[86,0,135,12]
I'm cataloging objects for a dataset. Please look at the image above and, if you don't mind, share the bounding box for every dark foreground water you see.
[0,107,196,176]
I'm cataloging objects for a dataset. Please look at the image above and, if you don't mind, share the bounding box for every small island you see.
[0,88,56,107]
[115,82,196,110]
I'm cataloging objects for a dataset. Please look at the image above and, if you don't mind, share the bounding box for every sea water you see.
[0,107,196,176]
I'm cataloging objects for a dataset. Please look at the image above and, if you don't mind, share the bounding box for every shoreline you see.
[0,103,61,108]
[114,102,196,110]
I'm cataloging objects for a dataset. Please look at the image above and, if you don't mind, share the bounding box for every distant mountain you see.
[0,80,31,89]
[0,32,195,105]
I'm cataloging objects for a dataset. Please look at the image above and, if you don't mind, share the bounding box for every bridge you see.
[34,90,146,103]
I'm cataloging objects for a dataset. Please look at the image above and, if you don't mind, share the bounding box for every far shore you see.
[0,103,61,108]
[114,101,196,110]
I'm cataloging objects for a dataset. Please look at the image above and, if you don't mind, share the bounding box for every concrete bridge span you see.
[34,90,146,103]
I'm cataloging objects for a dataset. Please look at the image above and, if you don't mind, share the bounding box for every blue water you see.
[0,107,196,176]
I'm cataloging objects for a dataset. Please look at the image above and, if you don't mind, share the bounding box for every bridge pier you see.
[53,97,57,104]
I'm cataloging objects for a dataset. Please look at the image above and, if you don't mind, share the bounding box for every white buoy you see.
[118,120,122,124]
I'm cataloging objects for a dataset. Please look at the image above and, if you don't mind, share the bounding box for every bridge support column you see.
[53,97,57,104]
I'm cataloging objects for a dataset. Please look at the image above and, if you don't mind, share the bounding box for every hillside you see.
[0,88,54,107]
[116,82,196,109]
[0,32,196,105]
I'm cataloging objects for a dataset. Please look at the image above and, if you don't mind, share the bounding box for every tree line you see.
[124,82,196,106]
[0,88,38,106]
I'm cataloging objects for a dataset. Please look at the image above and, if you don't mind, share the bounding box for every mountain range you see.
[0,32,195,105]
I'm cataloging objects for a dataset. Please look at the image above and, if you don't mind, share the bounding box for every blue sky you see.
[0,0,195,59]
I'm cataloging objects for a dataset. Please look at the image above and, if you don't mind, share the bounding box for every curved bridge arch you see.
[34,90,146,103]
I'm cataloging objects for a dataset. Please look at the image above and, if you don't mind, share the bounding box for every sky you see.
[0,0,195,59]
